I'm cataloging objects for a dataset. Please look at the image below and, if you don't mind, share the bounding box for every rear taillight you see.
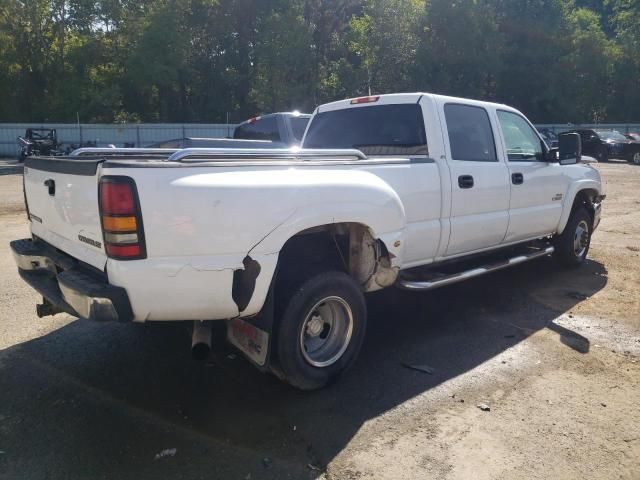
[99,176,146,260]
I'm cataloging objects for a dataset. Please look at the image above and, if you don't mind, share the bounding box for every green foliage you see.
[0,0,638,123]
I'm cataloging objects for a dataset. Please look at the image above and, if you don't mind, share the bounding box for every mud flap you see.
[225,285,275,371]
[227,318,270,366]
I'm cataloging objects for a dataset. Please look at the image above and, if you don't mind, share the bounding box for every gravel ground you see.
[0,159,638,480]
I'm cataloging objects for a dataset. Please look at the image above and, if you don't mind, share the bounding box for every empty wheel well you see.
[277,227,348,280]
[274,223,398,294]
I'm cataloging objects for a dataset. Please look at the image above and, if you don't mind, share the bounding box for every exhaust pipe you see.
[36,298,65,318]
[191,321,212,361]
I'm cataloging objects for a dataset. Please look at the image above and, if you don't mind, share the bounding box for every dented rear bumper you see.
[11,238,133,322]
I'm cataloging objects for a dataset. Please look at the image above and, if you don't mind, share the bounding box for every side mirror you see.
[558,132,581,165]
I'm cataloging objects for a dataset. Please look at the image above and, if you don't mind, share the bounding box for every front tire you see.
[553,207,592,267]
[274,271,367,390]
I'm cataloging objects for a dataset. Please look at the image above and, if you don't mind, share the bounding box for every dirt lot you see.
[0,159,638,480]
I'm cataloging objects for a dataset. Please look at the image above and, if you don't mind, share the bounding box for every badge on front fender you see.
[227,318,269,366]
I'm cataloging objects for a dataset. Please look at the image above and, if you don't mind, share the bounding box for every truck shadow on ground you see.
[0,256,607,479]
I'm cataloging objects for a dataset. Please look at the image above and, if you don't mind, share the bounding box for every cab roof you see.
[316,92,515,114]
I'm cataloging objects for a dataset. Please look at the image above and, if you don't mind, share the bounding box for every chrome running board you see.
[396,246,555,291]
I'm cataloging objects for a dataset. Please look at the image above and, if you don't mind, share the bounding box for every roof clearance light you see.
[350,96,380,104]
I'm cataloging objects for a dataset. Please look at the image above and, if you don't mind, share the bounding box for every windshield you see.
[290,117,310,141]
[303,104,428,155]
[596,131,627,141]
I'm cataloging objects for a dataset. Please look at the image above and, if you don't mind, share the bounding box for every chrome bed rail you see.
[68,147,367,162]
[70,148,179,157]
[168,148,367,162]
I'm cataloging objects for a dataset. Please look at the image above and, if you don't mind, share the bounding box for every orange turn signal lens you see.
[102,215,137,232]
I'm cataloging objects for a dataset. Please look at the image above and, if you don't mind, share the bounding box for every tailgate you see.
[24,157,107,270]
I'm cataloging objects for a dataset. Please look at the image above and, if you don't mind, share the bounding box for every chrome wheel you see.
[299,296,353,367]
[633,152,640,165]
[574,220,589,258]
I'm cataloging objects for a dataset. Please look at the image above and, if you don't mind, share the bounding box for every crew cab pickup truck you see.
[148,112,311,149]
[11,93,604,390]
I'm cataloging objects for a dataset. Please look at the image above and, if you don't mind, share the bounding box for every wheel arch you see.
[557,183,601,235]
[273,222,401,293]
[236,220,403,318]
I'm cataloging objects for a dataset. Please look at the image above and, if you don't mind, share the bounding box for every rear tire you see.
[596,146,608,162]
[631,152,640,165]
[274,271,367,390]
[553,207,592,267]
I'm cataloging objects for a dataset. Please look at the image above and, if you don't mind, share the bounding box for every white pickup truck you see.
[11,93,604,390]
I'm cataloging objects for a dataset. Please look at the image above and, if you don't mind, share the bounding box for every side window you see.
[233,116,281,141]
[233,124,251,139]
[290,117,310,141]
[444,104,497,162]
[496,110,543,161]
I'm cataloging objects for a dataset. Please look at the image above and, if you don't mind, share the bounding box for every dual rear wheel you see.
[273,271,367,390]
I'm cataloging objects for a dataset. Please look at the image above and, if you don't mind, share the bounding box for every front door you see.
[441,103,510,256]
[496,110,567,243]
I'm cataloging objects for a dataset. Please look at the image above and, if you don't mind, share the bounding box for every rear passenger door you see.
[441,103,510,256]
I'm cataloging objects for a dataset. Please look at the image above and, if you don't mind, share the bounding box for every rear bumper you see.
[10,238,133,322]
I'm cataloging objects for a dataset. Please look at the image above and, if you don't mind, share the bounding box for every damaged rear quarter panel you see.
[103,165,407,321]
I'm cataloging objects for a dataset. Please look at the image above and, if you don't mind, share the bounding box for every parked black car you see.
[537,128,559,148]
[566,129,640,164]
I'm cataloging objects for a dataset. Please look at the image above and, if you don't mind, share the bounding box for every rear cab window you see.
[444,104,497,162]
[302,104,428,156]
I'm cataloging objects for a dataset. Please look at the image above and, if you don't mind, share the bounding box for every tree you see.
[347,0,424,95]
[415,0,502,100]
[249,2,315,113]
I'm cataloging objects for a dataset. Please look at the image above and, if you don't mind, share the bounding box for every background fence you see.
[1,122,640,158]
[0,123,236,157]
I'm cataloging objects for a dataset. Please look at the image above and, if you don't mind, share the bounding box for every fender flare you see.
[556,180,602,235]
[247,170,408,262]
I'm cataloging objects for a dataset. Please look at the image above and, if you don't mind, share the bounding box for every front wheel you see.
[553,207,592,267]
[274,271,367,390]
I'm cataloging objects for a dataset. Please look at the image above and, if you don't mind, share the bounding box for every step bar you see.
[396,246,555,292]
